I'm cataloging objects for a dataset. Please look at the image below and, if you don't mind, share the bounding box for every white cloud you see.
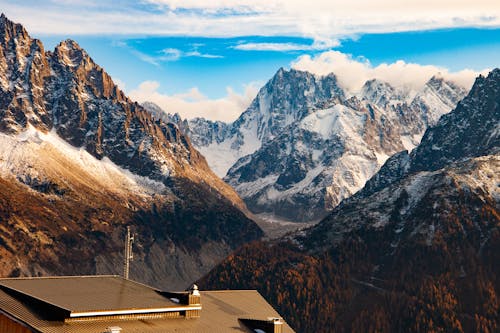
[126,49,489,123]
[144,0,499,18]
[184,51,223,59]
[2,1,498,41]
[114,42,223,66]
[128,81,260,122]
[292,50,490,92]
[160,48,182,61]
[233,39,339,51]
[234,43,314,52]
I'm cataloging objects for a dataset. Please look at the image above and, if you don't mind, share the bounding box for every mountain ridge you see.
[360,68,500,198]
[0,14,262,289]
[149,67,467,221]
[200,68,500,332]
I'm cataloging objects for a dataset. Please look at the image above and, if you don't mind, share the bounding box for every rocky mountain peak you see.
[0,14,263,288]
[142,101,189,133]
[235,67,346,141]
[0,14,234,188]
[473,68,500,90]
[424,74,465,100]
[361,68,499,197]
[0,15,51,134]
[50,38,126,103]
[275,66,287,77]
[410,68,499,171]
[183,67,348,177]
[426,73,445,86]
[53,39,99,75]
[53,39,89,67]
[360,79,397,106]
[0,14,35,64]
[0,13,29,42]
[407,74,468,127]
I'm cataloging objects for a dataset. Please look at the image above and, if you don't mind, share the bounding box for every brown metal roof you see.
[0,276,180,314]
[0,276,296,333]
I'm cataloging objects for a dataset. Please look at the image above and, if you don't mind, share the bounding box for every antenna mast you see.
[123,226,134,280]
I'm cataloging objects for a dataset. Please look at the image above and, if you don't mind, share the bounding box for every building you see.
[0,276,295,333]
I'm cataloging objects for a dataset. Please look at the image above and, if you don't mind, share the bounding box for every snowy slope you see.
[146,68,467,222]
[175,68,345,177]
[222,74,467,221]
[0,125,165,197]
[362,68,500,198]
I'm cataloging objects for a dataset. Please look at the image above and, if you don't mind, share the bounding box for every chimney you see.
[269,317,284,333]
[185,284,201,318]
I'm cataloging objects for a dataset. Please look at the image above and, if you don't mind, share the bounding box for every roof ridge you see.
[0,275,119,281]
[202,289,258,293]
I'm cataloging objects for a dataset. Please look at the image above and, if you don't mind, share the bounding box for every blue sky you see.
[1,0,499,121]
[40,29,500,97]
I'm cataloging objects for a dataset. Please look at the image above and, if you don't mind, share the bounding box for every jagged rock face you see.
[410,69,500,171]
[308,155,500,249]
[185,117,230,147]
[45,39,209,184]
[222,73,466,221]
[141,101,187,130]
[362,69,500,197]
[142,102,231,149]
[175,69,345,177]
[200,70,500,333]
[0,15,262,288]
[153,69,466,222]
[0,14,51,133]
[410,76,467,126]
[0,16,214,185]
[231,68,345,144]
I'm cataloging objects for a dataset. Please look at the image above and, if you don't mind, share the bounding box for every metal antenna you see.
[123,226,134,280]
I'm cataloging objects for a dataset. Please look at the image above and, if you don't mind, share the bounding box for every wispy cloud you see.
[113,41,223,66]
[233,38,339,52]
[160,48,182,61]
[128,81,260,121]
[292,50,490,93]
[184,50,223,59]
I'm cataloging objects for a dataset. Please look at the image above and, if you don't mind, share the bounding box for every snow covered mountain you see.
[163,68,344,177]
[201,68,500,333]
[361,68,500,198]
[0,14,262,288]
[170,69,464,221]
[148,68,466,222]
[311,68,500,248]
[230,74,467,221]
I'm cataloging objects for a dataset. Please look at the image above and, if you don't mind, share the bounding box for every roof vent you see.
[105,326,122,333]
[240,317,284,333]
